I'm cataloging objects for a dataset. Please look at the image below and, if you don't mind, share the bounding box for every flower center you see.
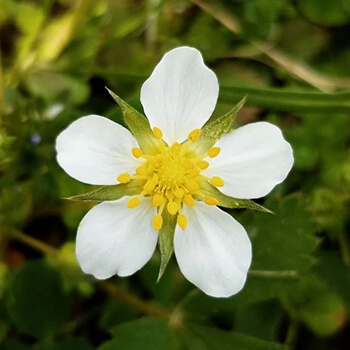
[117,127,224,231]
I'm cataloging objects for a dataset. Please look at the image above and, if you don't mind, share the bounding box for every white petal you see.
[174,202,251,298]
[205,122,294,199]
[56,115,141,185]
[76,197,157,279]
[140,46,219,144]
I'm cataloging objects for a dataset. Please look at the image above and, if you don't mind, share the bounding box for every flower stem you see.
[249,270,299,279]
[4,229,170,318]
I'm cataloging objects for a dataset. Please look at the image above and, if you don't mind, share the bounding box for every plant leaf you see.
[106,88,160,154]
[66,180,143,202]
[157,211,177,282]
[190,96,246,155]
[200,181,272,213]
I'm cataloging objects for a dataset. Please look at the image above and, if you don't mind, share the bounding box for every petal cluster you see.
[56,46,293,298]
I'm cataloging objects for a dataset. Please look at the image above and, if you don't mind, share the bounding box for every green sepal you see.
[157,211,177,282]
[106,87,160,154]
[190,96,246,155]
[65,180,144,202]
[200,181,273,213]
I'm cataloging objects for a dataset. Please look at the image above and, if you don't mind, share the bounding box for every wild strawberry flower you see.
[56,47,293,298]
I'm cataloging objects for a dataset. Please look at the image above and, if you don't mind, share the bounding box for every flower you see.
[56,47,293,298]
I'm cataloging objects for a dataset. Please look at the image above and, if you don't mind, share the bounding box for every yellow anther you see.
[144,179,156,192]
[188,129,201,142]
[184,194,195,207]
[177,215,188,230]
[153,215,163,231]
[208,147,221,158]
[136,165,147,175]
[117,173,131,183]
[131,147,143,158]
[197,160,209,170]
[154,156,165,168]
[152,194,165,207]
[167,201,178,215]
[153,127,163,139]
[183,159,194,169]
[174,188,184,198]
[189,168,200,178]
[127,197,140,209]
[204,196,219,206]
[171,142,181,155]
[210,176,224,187]
[186,180,199,193]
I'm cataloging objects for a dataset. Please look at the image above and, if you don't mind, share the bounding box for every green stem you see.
[249,270,299,279]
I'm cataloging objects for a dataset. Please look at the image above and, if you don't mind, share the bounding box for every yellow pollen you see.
[152,194,165,207]
[136,165,147,175]
[127,197,140,208]
[117,173,131,183]
[204,196,219,206]
[197,160,209,169]
[184,194,195,207]
[153,215,163,230]
[186,180,199,192]
[210,176,224,187]
[153,127,163,139]
[131,147,143,158]
[177,215,188,230]
[174,188,184,198]
[208,147,221,158]
[188,129,201,142]
[167,201,178,215]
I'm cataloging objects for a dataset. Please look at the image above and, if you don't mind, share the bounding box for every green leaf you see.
[66,180,143,202]
[190,97,246,154]
[242,195,317,272]
[0,339,29,350]
[99,318,180,350]
[6,260,70,339]
[181,325,287,350]
[106,88,160,154]
[36,337,94,350]
[157,211,177,282]
[200,181,272,213]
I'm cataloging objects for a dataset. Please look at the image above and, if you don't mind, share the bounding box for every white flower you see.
[56,47,293,298]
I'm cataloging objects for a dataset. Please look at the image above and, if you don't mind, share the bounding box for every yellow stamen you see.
[184,194,195,207]
[188,129,201,142]
[171,142,181,155]
[197,160,209,170]
[167,201,178,215]
[117,173,131,183]
[127,197,140,208]
[189,168,200,178]
[136,165,147,175]
[144,178,156,192]
[186,180,199,192]
[153,215,163,231]
[153,127,163,139]
[174,188,184,198]
[131,147,143,158]
[204,196,219,206]
[152,194,165,207]
[210,176,224,187]
[177,215,188,230]
[208,147,221,158]
[183,159,194,169]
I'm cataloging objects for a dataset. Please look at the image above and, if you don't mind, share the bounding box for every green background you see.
[1,0,350,349]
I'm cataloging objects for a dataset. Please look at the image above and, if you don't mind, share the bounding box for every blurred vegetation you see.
[0,0,350,349]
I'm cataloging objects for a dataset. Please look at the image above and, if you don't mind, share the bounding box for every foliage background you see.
[1,0,350,349]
